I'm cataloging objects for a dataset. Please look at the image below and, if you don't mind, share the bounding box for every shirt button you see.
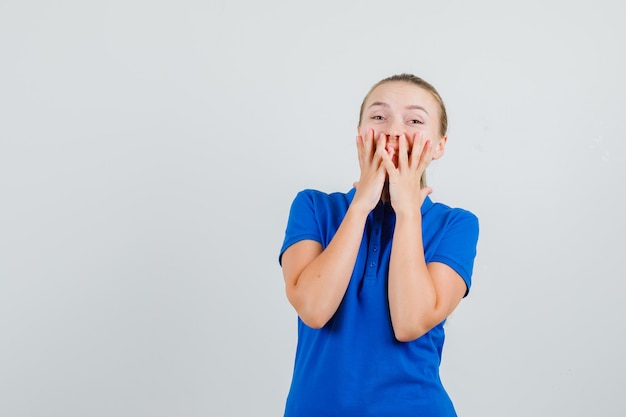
[372,246,378,252]
[369,262,376,268]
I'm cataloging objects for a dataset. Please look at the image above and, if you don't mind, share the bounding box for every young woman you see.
[279,73,479,416]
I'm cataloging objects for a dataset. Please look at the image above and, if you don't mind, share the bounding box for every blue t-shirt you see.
[279,188,479,417]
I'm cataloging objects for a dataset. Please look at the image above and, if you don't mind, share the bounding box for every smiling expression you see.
[358,81,447,166]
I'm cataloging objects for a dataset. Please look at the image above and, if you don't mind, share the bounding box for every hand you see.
[381,132,434,215]
[352,129,387,213]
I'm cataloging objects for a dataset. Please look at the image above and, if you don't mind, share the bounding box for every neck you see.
[381,181,390,203]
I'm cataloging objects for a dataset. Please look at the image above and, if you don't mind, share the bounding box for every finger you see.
[413,133,434,171]
[356,135,366,168]
[352,181,359,189]
[364,128,376,161]
[409,131,425,166]
[381,146,396,176]
[372,132,387,167]
[418,139,433,170]
[398,133,409,169]
[380,135,397,176]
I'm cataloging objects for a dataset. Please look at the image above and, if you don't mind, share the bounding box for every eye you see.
[370,115,384,120]
[409,119,423,125]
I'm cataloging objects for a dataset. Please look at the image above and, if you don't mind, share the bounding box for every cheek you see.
[358,125,381,139]
[416,127,439,143]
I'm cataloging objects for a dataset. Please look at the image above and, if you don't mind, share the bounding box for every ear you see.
[432,135,447,160]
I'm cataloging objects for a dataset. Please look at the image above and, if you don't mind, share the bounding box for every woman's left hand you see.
[381,132,434,215]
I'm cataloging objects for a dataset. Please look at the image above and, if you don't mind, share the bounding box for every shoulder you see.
[290,188,355,213]
[425,199,479,231]
[424,199,480,293]
[280,188,354,263]
[422,198,480,251]
[293,188,354,203]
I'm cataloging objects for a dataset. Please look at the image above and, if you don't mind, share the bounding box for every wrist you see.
[393,206,422,222]
[347,200,374,219]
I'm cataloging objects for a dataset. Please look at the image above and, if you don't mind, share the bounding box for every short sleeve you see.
[429,210,479,296]
[278,190,323,266]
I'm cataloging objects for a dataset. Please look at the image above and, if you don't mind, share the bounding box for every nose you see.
[386,132,401,143]
[386,121,404,141]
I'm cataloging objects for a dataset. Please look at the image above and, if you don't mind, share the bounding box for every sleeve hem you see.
[428,255,471,297]
[278,234,323,265]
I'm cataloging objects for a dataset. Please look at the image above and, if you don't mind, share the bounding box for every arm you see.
[387,211,467,341]
[281,205,369,328]
[282,129,387,328]
[382,132,468,341]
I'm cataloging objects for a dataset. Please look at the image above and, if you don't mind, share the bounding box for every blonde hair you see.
[358,73,448,187]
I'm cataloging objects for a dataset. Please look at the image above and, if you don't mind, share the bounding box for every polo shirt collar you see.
[346,187,434,215]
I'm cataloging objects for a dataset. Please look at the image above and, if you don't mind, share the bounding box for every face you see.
[358,81,447,166]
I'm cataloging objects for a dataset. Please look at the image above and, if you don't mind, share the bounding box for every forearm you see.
[387,211,439,341]
[289,205,369,328]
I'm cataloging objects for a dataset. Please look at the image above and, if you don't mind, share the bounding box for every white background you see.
[1,1,625,416]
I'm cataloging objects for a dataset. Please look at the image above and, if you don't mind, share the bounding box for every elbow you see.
[297,304,333,329]
[393,325,429,342]
[391,315,441,342]
[286,288,334,329]
[289,296,331,329]
[300,314,329,329]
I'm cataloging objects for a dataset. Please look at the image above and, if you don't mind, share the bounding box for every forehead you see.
[365,81,438,112]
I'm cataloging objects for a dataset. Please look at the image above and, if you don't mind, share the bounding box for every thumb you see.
[352,181,359,189]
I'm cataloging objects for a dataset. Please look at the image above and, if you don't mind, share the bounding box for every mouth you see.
[387,148,399,167]
[389,150,413,165]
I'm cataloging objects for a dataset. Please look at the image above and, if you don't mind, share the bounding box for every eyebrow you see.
[368,101,429,115]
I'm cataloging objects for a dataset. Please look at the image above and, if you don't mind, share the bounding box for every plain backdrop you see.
[1,1,625,416]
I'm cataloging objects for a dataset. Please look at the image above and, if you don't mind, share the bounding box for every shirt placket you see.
[365,205,383,280]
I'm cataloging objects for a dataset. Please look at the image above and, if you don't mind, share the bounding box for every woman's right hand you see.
[353,129,386,214]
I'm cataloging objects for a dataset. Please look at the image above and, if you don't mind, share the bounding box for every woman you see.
[279,73,479,416]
